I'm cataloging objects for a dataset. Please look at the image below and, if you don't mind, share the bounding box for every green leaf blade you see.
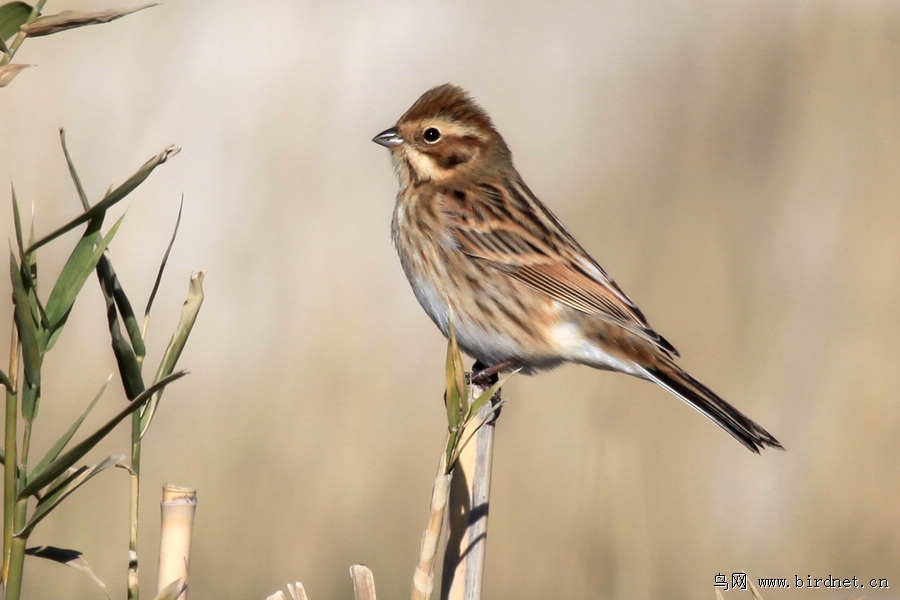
[468,370,517,421]
[141,272,204,436]
[17,454,124,538]
[143,198,183,326]
[96,254,145,363]
[444,314,467,432]
[58,129,90,211]
[10,252,41,387]
[0,369,12,391]
[0,2,32,41]
[28,376,110,483]
[18,371,185,499]
[26,144,180,254]
[41,214,124,350]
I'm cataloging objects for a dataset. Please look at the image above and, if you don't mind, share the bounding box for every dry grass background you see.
[1,1,899,598]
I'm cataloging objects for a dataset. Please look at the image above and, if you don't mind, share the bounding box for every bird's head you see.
[373,84,510,186]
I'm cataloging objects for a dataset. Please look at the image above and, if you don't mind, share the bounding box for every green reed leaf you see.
[17,454,123,538]
[10,251,41,387]
[29,376,110,483]
[140,271,204,437]
[444,317,464,434]
[143,198,183,333]
[59,129,90,211]
[18,371,185,499]
[0,2,32,41]
[41,214,124,351]
[96,254,146,371]
[467,371,515,421]
[0,369,12,391]
[26,144,180,254]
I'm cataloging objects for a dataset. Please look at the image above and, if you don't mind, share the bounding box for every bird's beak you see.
[372,127,403,148]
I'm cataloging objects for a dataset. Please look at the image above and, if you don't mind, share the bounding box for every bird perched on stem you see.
[373,83,782,453]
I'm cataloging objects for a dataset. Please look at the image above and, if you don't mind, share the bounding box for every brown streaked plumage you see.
[373,83,782,453]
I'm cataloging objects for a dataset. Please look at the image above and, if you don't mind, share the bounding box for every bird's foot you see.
[469,359,519,386]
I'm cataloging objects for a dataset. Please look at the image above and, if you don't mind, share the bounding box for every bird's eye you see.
[423,127,441,143]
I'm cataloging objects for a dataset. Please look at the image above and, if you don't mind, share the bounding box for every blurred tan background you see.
[2,1,899,598]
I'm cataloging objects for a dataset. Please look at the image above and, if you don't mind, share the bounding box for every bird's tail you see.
[639,363,783,453]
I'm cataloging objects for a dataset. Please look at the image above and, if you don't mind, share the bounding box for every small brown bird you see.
[373,84,782,453]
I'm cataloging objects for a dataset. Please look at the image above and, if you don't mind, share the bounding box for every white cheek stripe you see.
[406,149,442,182]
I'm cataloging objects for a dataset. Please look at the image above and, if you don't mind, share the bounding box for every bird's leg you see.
[469,359,519,386]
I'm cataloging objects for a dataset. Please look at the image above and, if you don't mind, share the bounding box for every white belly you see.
[409,277,541,367]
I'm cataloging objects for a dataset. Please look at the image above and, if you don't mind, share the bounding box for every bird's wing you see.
[441,178,678,356]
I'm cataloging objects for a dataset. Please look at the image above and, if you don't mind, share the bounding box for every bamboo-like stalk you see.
[411,451,452,600]
[127,439,141,600]
[350,564,377,600]
[441,382,498,600]
[3,325,28,600]
[411,371,503,600]
[3,325,19,585]
[157,484,196,600]
[265,582,309,600]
